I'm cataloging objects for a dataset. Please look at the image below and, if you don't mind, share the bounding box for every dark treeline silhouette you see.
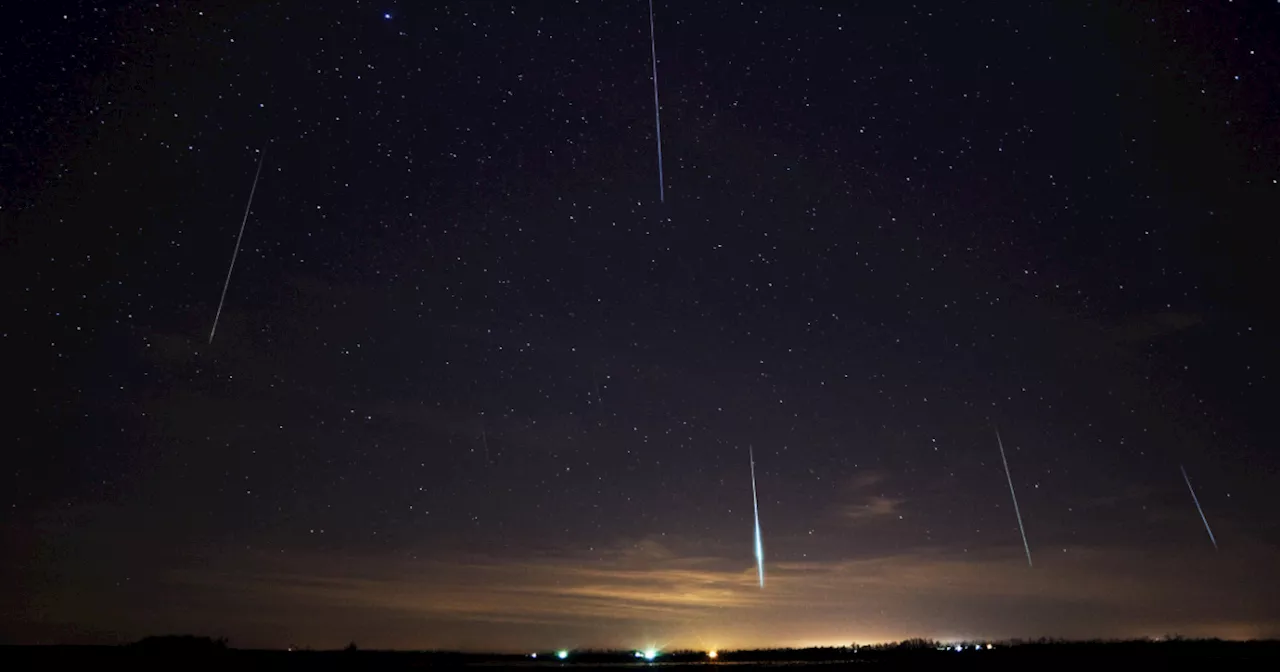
[2,635,1279,670]
[128,634,229,652]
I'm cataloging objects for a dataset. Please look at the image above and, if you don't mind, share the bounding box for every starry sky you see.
[3,0,1279,653]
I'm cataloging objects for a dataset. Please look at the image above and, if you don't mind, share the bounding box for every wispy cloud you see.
[1110,311,1203,343]
[846,470,888,492]
[1078,484,1156,510]
[841,495,906,523]
[839,470,906,524]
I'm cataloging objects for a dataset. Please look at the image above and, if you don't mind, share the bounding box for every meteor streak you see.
[749,445,765,588]
[209,146,267,344]
[647,0,665,202]
[995,428,1033,568]
[592,368,605,409]
[1180,464,1218,550]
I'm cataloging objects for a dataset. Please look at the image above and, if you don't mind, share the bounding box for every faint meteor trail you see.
[592,368,605,409]
[647,0,665,202]
[1180,464,1218,550]
[749,446,765,588]
[209,146,267,344]
[995,428,1033,567]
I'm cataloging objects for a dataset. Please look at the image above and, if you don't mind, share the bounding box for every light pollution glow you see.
[83,532,1280,652]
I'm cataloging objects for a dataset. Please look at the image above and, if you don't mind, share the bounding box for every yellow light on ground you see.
[707,650,718,659]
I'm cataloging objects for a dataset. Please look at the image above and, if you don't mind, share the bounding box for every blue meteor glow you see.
[750,446,765,588]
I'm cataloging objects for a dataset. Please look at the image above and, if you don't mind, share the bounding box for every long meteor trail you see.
[1180,464,1218,550]
[209,146,267,344]
[647,0,665,203]
[749,446,765,588]
[995,428,1033,568]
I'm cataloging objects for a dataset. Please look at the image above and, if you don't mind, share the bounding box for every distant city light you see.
[557,650,569,660]
[634,651,644,658]
[954,645,963,652]
[986,643,994,650]
[530,653,537,658]
[643,649,658,661]
[707,650,718,659]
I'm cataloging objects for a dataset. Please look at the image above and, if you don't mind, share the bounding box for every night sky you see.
[3,0,1279,653]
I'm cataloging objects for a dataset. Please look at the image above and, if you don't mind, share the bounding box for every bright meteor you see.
[749,445,765,588]
[995,428,1033,568]
[646,0,665,203]
[1180,464,1218,550]
[209,145,267,344]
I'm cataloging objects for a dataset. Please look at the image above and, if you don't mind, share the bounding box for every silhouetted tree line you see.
[3,634,1278,670]
[129,634,229,652]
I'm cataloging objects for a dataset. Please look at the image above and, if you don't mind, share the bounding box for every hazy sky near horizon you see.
[24,529,1280,651]
[3,0,1279,650]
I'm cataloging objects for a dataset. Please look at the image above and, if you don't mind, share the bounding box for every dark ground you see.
[4,639,1280,670]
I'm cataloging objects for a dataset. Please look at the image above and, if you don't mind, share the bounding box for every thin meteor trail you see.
[1180,464,1218,550]
[209,146,267,344]
[995,428,1033,568]
[592,368,605,409]
[749,446,765,588]
[647,0,665,202]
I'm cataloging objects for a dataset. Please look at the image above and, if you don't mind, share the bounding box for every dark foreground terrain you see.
[4,638,1280,670]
